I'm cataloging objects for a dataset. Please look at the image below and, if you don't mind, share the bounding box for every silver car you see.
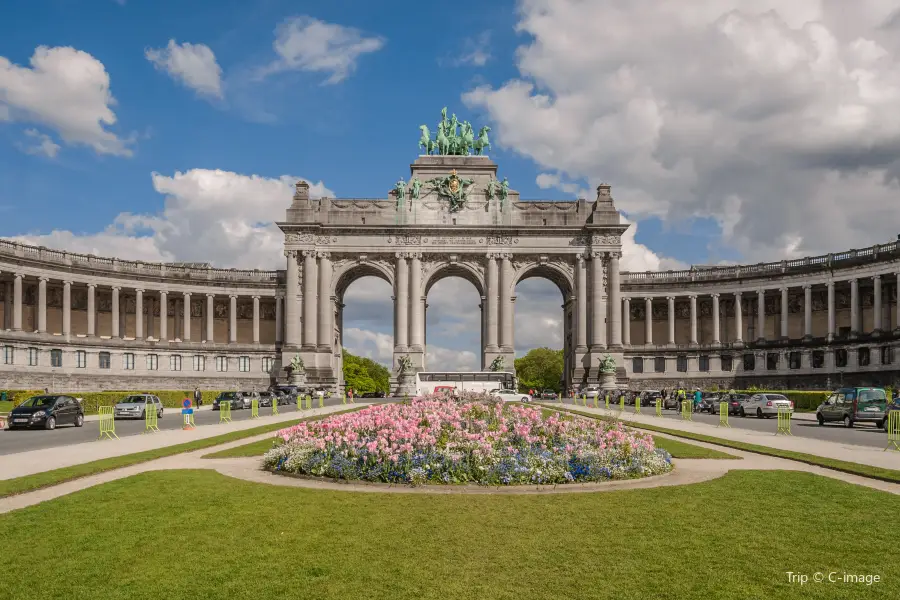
[114,394,164,420]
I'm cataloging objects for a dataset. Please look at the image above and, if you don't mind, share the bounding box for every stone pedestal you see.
[396,373,416,397]
[599,370,617,391]
[290,370,307,387]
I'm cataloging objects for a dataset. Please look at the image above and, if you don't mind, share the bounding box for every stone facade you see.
[2,152,900,393]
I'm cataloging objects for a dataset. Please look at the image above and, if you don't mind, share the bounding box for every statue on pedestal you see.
[489,356,505,372]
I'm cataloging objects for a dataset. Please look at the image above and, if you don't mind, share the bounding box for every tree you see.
[514,348,564,392]
[342,350,391,394]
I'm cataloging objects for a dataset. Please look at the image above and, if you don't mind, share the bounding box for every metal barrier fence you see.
[305,395,312,410]
[619,397,625,412]
[634,397,641,414]
[272,399,279,416]
[655,399,662,417]
[718,402,731,428]
[98,406,118,440]
[219,402,232,423]
[581,393,587,407]
[297,395,302,411]
[605,395,610,410]
[318,394,324,409]
[776,407,793,436]
[680,400,693,421]
[143,402,160,433]
[886,411,900,452]
[251,399,260,419]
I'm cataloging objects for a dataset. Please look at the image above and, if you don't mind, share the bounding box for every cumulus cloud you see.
[258,16,385,84]
[13,169,333,268]
[146,40,223,99]
[0,46,132,155]
[20,128,60,158]
[463,0,900,261]
[449,31,492,67]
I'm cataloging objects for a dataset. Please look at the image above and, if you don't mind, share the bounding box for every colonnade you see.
[0,270,274,344]
[622,273,898,347]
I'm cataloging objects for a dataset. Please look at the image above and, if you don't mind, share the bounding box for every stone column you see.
[62,280,72,337]
[780,287,788,339]
[135,288,143,340]
[711,293,720,345]
[575,255,588,350]
[689,294,698,346]
[183,292,191,341]
[229,295,237,343]
[253,296,260,344]
[622,297,631,347]
[850,278,859,336]
[275,295,283,344]
[803,285,812,339]
[644,297,653,346]
[37,277,48,333]
[734,292,743,344]
[12,274,23,331]
[756,289,766,342]
[590,253,606,350]
[667,296,675,346]
[485,254,499,351]
[318,253,333,350]
[302,251,317,347]
[146,296,154,339]
[499,254,513,350]
[159,291,167,341]
[285,251,300,346]
[394,253,408,350]
[205,294,214,342]
[608,252,622,348]
[87,284,96,337]
[409,253,424,349]
[896,272,900,332]
[111,286,120,338]
[827,281,835,341]
[873,275,882,334]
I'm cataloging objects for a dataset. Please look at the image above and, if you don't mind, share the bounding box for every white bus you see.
[415,371,517,397]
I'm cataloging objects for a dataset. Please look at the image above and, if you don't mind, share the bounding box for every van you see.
[816,387,888,428]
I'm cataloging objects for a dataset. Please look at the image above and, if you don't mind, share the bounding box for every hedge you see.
[0,390,46,407]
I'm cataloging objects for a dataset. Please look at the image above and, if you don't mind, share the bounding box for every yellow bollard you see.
[296,395,302,411]
[98,406,118,440]
[885,411,900,452]
[655,399,662,417]
[634,396,641,414]
[143,401,159,433]
[717,402,731,428]
[605,395,610,410]
[581,393,586,407]
[776,406,792,435]
[681,400,693,422]
[319,393,324,409]
[272,398,279,416]
[619,397,624,412]
[305,394,312,410]
[219,402,232,423]
[251,398,260,419]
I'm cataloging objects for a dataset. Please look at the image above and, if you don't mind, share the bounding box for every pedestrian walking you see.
[193,386,202,407]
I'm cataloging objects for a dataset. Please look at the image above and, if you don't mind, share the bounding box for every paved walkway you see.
[542,403,900,470]
[0,402,373,481]
[2,428,898,515]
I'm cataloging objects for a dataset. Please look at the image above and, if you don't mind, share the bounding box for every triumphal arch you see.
[278,109,627,392]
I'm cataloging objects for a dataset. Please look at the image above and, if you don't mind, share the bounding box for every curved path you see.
[2,430,899,515]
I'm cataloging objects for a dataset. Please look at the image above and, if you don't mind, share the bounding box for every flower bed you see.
[264,395,672,486]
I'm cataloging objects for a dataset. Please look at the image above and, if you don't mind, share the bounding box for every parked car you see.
[580,386,600,401]
[272,385,300,402]
[7,395,85,430]
[639,390,662,407]
[114,394,163,420]
[697,393,721,414]
[257,391,274,408]
[239,391,259,409]
[362,391,387,398]
[540,390,558,400]
[213,392,245,410]
[711,393,748,416]
[492,389,533,403]
[816,387,887,428]
[739,393,793,418]
[663,394,683,410]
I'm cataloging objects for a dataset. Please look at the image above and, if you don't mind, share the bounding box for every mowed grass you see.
[0,408,366,499]
[202,436,283,458]
[1,469,897,600]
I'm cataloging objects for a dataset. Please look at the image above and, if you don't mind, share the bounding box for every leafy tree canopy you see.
[343,350,391,394]
[514,348,564,393]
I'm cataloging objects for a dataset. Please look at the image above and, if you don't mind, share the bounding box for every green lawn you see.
[0,407,365,499]
[0,469,896,599]
[551,405,900,483]
[202,436,283,458]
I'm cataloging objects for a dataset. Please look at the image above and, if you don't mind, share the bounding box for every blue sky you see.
[3,0,897,367]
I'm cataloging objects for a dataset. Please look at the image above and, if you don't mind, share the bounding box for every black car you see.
[697,393,721,414]
[213,392,245,410]
[639,391,663,408]
[8,395,85,430]
[271,390,290,406]
[712,393,748,415]
[361,391,387,399]
[272,386,299,402]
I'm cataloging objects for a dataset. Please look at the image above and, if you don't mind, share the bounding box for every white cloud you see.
[259,16,385,84]
[13,169,333,269]
[145,40,223,99]
[463,0,900,261]
[21,128,60,158]
[0,46,132,155]
[452,31,492,67]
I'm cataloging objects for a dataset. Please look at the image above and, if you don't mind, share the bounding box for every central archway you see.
[421,262,486,372]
